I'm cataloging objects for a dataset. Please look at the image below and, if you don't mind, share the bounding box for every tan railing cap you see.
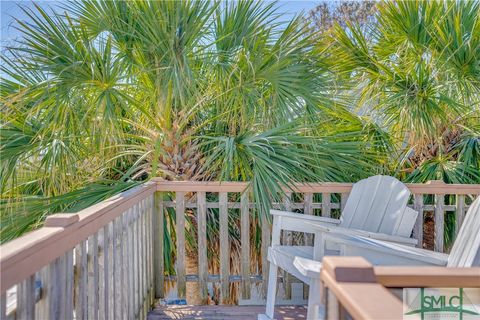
[44,213,79,227]
[322,256,376,283]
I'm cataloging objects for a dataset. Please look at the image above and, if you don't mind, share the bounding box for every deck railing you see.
[1,182,157,320]
[1,179,479,319]
[320,256,480,319]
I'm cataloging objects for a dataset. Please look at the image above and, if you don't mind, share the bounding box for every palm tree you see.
[1,0,377,303]
[323,0,480,183]
[321,0,480,248]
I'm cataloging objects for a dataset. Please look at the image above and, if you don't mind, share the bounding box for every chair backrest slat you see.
[447,197,480,267]
[339,176,413,236]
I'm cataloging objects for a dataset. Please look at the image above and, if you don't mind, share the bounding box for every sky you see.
[1,0,322,48]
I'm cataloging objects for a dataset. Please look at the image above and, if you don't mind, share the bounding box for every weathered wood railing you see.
[1,179,479,319]
[154,179,480,303]
[1,182,157,320]
[320,256,480,319]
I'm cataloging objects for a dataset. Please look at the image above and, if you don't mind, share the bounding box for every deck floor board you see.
[147,305,307,320]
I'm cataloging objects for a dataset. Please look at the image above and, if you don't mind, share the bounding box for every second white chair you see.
[259,175,419,320]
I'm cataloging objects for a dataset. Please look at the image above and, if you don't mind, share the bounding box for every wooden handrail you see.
[321,257,403,320]
[0,182,156,292]
[154,178,480,194]
[321,257,480,320]
[374,266,480,288]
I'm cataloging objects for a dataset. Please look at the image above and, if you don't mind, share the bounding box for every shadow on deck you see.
[147,305,307,320]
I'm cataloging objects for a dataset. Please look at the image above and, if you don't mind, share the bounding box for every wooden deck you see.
[147,305,307,320]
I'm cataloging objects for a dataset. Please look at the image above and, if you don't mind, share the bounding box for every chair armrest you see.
[293,256,322,279]
[270,209,340,225]
[325,233,448,266]
[310,223,418,246]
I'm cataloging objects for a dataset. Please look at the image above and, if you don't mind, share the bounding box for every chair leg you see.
[264,263,278,319]
[307,278,324,320]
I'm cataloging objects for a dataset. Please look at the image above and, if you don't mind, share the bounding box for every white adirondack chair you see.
[318,195,480,267]
[293,196,480,320]
[259,175,419,320]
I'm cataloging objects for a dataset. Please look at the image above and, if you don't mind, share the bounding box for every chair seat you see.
[268,246,339,284]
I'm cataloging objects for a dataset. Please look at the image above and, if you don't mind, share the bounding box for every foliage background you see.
[1,2,479,297]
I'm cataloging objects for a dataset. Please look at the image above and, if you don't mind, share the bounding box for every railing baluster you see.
[65,251,74,320]
[47,257,60,319]
[434,194,445,252]
[219,192,229,303]
[340,193,349,212]
[240,192,251,299]
[304,193,313,245]
[282,192,292,300]
[17,274,35,320]
[74,241,88,320]
[112,218,119,320]
[1,293,6,320]
[134,204,140,316]
[99,228,106,320]
[261,213,270,300]
[303,192,313,300]
[119,214,127,320]
[148,196,154,306]
[322,192,331,218]
[126,210,134,320]
[413,194,424,248]
[175,192,187,299]
[154,192,165,299]
[197,191,208,302]
[142,199,148,317]
[88,233,99,320]
[139,202,145,318]
[104,223,112,320]
[455,195,465,236]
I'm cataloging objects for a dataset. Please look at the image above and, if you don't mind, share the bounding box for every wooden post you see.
[261,213,271,300]
[455,195,465,236]
[282,192,293,300]
[126,209,134,319]
[175,192,186,299]
[154,192,165,298]
[340,193,349,212]
[413,194,424,248]
[65,251,74,320]
[322,193,331,218]
[219,192,229,303]
[112,218,119,320]
[303,192,313,300]
[240,192,251,300]
[75,241,88,320]
[434,194,445,252]
[304,193,313,245]
[17,275,35,320]
[197,191,208,302]
[88,233,99,320]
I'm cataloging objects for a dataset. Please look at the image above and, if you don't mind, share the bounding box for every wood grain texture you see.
[175,192,186,299]
[88,233,99,320]
[17,275,35,320]
[154,192,165,299]
[455,195,465,237]
[413,194,424,248]
[434,194,445,252]
[240,192,251,300]
[219,192,230,303]
[197,191,208,302]
[322,193,331,218]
